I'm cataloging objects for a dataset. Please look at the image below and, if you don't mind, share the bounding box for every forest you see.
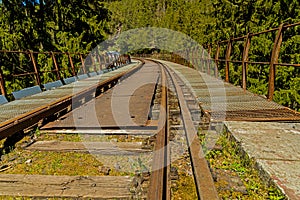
[0,0,299,110]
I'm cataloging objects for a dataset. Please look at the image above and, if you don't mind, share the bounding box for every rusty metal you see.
[209,108,300,122]
[0,50,132,98]
[228,60,243,63]
[42,61,156,129]
[201,47,205,72]
[0,49,85,55]
[207,45,212,75]
[214,42,220,78]
[215,22,300,44]
[275,63,300,67]
[200,22,300,100]
[51,52,62,81]
[0,66,7,97]
[242,33,251,91]
[117,54,122,67]
[95,50,102,71]
[12,72,36,77]
[184,49,188,67]
[225,40,232,82]
[28,50,41,86]
[162,61,300,123]
[39,70,58,73]
[194,48,199,71]
[247,61,269,65]
[103,54,107,69]
[79,53,86,74]
[99,55,104,71]
[192,47,197,69]
[268,23,284,100]
[90,54,97,73]
[67,52,76,76]
[148,60,168,200]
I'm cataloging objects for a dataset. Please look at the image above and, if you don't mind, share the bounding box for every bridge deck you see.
[160,60,300,199]
[0,62,140,139]
[0,59,299,198]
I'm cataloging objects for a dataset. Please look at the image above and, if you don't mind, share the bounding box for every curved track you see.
[0,59,220,199]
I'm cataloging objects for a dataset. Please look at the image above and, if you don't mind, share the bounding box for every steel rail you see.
[147,58,219,199]
[147,60,169,200]
[162,62,219,200]
[0,61,144,140]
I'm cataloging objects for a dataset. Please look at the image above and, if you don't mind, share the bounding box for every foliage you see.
[104,0,300,111]
[0,0,299,110]
[0,0,110,96]
[208,0,300,110]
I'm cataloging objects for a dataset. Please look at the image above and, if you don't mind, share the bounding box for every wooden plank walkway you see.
[0,174,133,199]
[26,141,150,154]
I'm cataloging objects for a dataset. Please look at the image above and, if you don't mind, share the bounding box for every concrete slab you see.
[257,159,300,200]
[225,121,300,199]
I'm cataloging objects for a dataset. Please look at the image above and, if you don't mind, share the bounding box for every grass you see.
[39,133,82,142]
[0,131,139,177]
[3,150,103,176]
[171,171,198,200]
[40,132,147,143]
[203,131,286,199]
[0,197,88,200]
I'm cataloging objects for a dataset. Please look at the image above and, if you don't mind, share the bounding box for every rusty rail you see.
[147,59,219,199]
[148,60,169,200]
[163,62,219,200]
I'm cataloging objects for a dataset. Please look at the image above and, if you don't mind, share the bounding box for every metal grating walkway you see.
[161,60,300,122]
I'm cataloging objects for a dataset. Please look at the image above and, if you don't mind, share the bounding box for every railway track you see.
[148,60,218,199]
[0,59,219,199]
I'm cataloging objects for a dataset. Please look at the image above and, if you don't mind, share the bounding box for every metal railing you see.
[0,50,130,99]
[140,22,300,101]
[208,22,300,100]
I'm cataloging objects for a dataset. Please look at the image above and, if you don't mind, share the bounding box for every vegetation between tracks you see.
[0,132,146,177]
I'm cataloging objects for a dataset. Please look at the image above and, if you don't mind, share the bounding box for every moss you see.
[170,156,198,200]
[171,171,198,200]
